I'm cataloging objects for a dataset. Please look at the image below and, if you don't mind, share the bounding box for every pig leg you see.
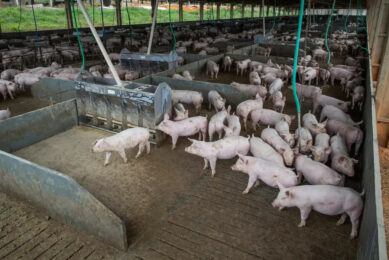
[215,71,218,79]
[242,173,257,194]
[198,131,202,141]
[298,207,312,227]
[201,128,207,141]
[351,99,355,110]
[349,211,360,239]
[336,213,347,226]
[209,127,215,141]
[203,158,208,170]
[104,152,112,166]
[171,135,179,150]
[118,149,128,163]
[217,129,223,139]
[135,143,145,158]
[7,89,14,99]
[209,158,217,177]
[243,117,248,130]
[146,141,151,154]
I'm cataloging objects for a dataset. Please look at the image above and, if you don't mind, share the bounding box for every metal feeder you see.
[119,49,179,77]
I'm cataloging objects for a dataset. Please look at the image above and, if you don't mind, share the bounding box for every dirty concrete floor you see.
[0,93,52,118]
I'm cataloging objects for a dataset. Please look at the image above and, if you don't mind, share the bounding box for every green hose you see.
[168,0,176,52]
[355,0,369,56]
[71,0,85,71]
[324,0,336,64]
[292,0,304,141]
[344,0,351,34]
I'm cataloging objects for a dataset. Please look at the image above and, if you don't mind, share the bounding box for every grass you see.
[0,5,283,32]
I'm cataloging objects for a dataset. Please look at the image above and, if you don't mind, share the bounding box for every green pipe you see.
[71,0,85,71]
[324,0,336,64]
[168,0,176,52]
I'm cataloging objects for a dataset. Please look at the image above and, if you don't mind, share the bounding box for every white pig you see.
[312,92,351,114]
[310,133,331,163]
[231,154,298,194]
[173,103,189,121]
[271,91,286,113]
[236,59,251,75]
[156,114,207,149]
[249,135,284,166]
[249,71,261,85]
[294,127,313,153]
[320,105,362,126]
[251,109,295,131]
[275,119,295,147]
[206,60,219,79]
[208,90,226,112]
[295,154,344,186]
[351,86,364,111]
[230,82,267,99]
[208,106,231,141]
[185,136,250,176]
[330,133,358,177]
[171,90,203,113]
[0,107,11,122]
[236,94,263,130]
[303,111,327,137]
[223,56,233,71]
[223,113,241,137]
[91,127,150,166]
[261,127,295,166]
[272,184,363,239]
[269,78,284,95]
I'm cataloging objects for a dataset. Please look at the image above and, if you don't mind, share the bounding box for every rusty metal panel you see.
[0,151,127,251]
[0,99,78,153]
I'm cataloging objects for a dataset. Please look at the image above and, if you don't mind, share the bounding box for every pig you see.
[345,56,360,67]
[261,73,277,87]
[312,92,351,114]
[91,127,150,166]
[303,111,327,137]
[261,127,295,166]
[1,69,21,81]
[319,68,331,85]
[89,65,106,74]
[249,61,263,72]
[125,71,140,81]
[272,184,363,239]
[271,91,286,113]
[326,119,364,157]
[320,105,362,126]
[231,154,298,194]
[269,78,284,95]
[249,135,284,166]
[171,90,203,113]
[206,60,219,79]
[14,73,41,91]
[303,67,319,86]
[294,127,313,153]
[310,133,331,163]
[236,59,251,76]
[275,119,295,147]
[249,71,261,85]
[345,77,364,97]
[351,86,364,111]
[0,108,11,122]
[177,56,185,66]
[193,41,208,51]
[204,47,219,55]
[176,46,187,54]
[251,109,295,131]
[223,113,241,137]
[236,94,264,130]
[312,48,330,61]
[330,133,358,177]
[329,67,355,86]
[182,70,194,80]
[156,114,208,149]
[173,103,189,121]
[223,56,233,71]
[230,82,267,99]
[208,90,226,112]
[0,80,17,100]
[91,71,102,77]
[108,53,120,62]
[208,106,231,141]
[199,50,207,56]
[185,136,250,177]
[172,74,187,80]
[295,154,344,186]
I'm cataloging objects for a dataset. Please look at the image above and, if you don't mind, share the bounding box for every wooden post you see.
[200,0,204,21]
[116,0,122,26]
[179,0,183,22]
[230,3,234,19]
[241,3,245,18]
[216,3,221,20]
[65,0,73,30]
[251,4,254,18]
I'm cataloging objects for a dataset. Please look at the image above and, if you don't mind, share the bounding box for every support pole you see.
[251,4,254,18]
[272,5,275,17]
[179,0,183,22]
[266,5,270,17]
[65,0,74,30]
[147,0,158,55]
[200,0,204,21]
[76,0,123,86]
[216,3,221,20]
[116,0,122,26]
[230,3,234,19]
[262,0,265,36]
[241,3,245,18]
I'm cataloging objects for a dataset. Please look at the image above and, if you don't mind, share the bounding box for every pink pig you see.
[91,127,150,166]
[330,133,358,177]
[261,127,295,166]
[249,135,284,166]
[250,109,295,131]
[236,94,263,130]
[208,105,231,141]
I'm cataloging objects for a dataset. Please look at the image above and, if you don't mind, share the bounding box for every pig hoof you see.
[298,222,306,228]
[242,190,249,195]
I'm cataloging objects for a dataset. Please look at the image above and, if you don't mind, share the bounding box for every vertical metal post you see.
[251,4,254,18]
[262,0,265,37]
[116,0,122,26]
[216,3,221,20]
[76,0,123,86]
[241,3,245,18]
[179,0,183,22]
[147,0,158,55]
[200,0,204,21]
[230,3,234,19]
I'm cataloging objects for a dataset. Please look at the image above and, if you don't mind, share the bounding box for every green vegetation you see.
[0,5,282,32]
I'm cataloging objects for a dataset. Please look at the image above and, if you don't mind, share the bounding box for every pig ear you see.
[290,115,296,121]
[255,93,260,99]
[164,113,170,121]
[321,119,328,126]
[279,148,285,154]
[325,147,331,154]
[276,181,285,190]
[91,139,98,147]
[338,156,346,163]
[227,105,231,114]
[282,96,286,102]
[184,110,189,115]
[174,107,180,114]
[188,138,196,143]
